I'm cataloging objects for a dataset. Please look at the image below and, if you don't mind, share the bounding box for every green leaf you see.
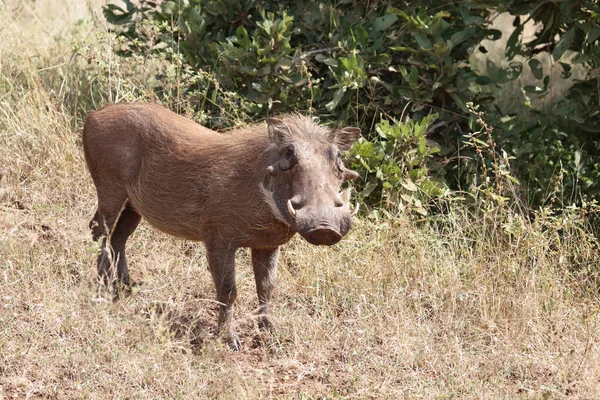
[559,62,572,79]
[103,4,132,25]
[390,46,417,53]
[542,75,550,91]
[448,92,469,113]
[485,29,502,41]
[505,25,523,59]
[433,42,448,56]
[528,59,543,80]
[161,1,178,15]
[373,13,398,31]
[485,59,501,82]
[588,26,600,44]
[449,31,466,48]
[523,85,542,94]
[413,32,432,50]
[257,64,271,76]
[326,88,345,112]
[251,82,264,92]
[552,29,575,61]
[460,6,484,25]
[432,11,451,22]
[476,76,493,85]
[375,120,390,139]
[420,180,448,197]
[408,66,419,89]
[418,136,427,155]
[315,54,338,67]
[386,6,415,24]
[360,181,379,198]
[355,25,369,47]
[235,26,250,51]
[123,0,135,13]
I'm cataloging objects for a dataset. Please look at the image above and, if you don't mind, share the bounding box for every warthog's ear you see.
[266,118,291,144]
[332,127,361,151]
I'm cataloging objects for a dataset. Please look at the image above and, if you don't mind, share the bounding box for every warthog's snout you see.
[303,226,342,246]
[286,195,351,246]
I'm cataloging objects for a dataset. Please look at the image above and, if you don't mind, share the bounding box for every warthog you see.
[83,103,360,348]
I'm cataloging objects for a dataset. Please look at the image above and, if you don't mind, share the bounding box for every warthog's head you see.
[261,116,360,246]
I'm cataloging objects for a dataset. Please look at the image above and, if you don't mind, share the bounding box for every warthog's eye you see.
[336,152,344,172]
[279,143,297,171]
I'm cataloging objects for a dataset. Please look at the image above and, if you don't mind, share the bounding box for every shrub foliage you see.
[104,0,600,212]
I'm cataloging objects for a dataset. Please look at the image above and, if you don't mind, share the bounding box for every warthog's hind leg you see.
[108,205,141,287]
[90,199,141,290]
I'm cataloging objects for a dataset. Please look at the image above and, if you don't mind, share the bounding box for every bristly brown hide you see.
[82,102,360,348]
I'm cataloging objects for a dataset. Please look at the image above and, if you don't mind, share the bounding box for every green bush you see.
[470,2,600,208]
[103,0,600,213]
[350,113,448,216]
[103,0,496,212]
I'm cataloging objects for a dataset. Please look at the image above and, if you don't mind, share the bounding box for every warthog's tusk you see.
[287,199,296,217]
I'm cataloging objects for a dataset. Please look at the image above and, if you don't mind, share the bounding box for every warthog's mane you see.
[269,113,332,145]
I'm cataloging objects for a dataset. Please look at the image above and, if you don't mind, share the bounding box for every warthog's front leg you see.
[251,247,279,332]
[206,245,239,350]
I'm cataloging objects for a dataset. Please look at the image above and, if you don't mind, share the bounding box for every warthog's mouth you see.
[300,226,342,246]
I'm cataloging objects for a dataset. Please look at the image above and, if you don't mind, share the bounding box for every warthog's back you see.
[83,103,216,183]
[82,103,272,242]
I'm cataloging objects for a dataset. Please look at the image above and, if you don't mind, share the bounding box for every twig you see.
[293,47,338,65]
[425,120,452,136]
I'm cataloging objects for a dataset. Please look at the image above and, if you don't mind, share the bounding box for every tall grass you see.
[1,1,599,398]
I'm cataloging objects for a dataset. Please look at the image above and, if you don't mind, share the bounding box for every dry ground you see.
[1,1,600,399]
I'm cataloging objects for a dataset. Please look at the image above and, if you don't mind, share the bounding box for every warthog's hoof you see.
[220,334,241,351]
[118,280,141,297]
[96,278,141,301]
[230,337,241,351]
[258,317,276,333]
[219,328,241,351]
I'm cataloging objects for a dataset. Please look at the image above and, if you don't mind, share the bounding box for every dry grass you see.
[1,1,600,399]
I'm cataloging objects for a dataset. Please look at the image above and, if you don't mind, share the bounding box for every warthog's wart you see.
[83,103,360,349]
